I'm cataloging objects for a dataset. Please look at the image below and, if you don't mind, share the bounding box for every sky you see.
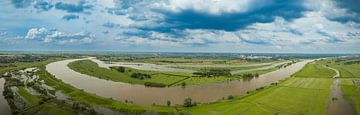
[0,0,359,53]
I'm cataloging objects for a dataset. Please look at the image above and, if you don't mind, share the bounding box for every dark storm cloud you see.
[34,1,53,11]
[11,0,34,8]
[153,0,308,32]
[55,1,93,13]
[62,14,79,21]
[331,0,360,23]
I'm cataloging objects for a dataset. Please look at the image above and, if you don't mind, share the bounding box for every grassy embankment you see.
[1,59,176,114]
[68,60,190,86]
[38,64,177,114]
[69,60,285,86]
[4,58,350,114]
[176,62,286,85]
[179,60,335,114]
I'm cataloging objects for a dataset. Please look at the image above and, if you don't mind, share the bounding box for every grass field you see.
[38,66,177,114]
[331,64,360,78]
[340,79,360,113]
[293,61,335,78]
[17,87,77,115]
[340,79,360,114]
[182,77,333,114]
[68,60,190,86]
[5,57,359,114]
[179,64,284,85]
[68,60,282,86]
[17,87,41,105]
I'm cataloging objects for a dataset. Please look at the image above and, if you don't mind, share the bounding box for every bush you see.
[193,69,231,77]
[116,66,125,72]
[167,100,171,106]
[227,95,234,100]
[183,98,197,107]
[130,73,151,79]
[181,82,186,88]
[144,82,166,87]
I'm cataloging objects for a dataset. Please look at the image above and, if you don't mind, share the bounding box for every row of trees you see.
[130,73,151,79]
[344,60,360,65]
[241,73,260,81]
[193,69,232,77]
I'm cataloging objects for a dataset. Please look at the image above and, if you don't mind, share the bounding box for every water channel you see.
[46,58,312,105]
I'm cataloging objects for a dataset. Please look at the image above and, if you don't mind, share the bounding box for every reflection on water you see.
[46,59,311,105]
[0,78,11,115]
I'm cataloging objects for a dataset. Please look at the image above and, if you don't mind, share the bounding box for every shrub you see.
[144,82,166,87]
[130,73,151,79]
[183,98,197,107]
[181,82,186,88]
[193,68,231,77]
[116,66,125,72]
[167,100,171,106]
[227,95,234,100]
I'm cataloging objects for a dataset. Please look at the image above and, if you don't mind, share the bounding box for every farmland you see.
[1,53,359,115]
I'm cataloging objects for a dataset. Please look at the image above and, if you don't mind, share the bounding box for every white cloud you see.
[152,0,272,15]
[25,27,95,45]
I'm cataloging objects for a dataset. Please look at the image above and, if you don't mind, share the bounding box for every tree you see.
[181,82,186,88]
[167,100,171,106]
[117,66,125,72]
[183,98,193,107]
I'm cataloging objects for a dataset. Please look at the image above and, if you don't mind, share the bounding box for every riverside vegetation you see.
[1,53,359,114]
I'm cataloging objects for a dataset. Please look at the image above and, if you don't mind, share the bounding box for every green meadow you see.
[68,60,190,86]
[182,76,333,115]
[340,79,360,114]
[292,61,335,78]
[2,56,359,115]
[68,59,283,86]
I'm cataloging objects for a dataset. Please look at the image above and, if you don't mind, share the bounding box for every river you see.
[0,78,11,115]
[46,59,311,105]
[325,66,356,115]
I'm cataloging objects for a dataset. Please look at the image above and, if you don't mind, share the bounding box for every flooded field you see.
[327,79,357,115]
[326,66,357,115]
[89,57,196,73]
[231,61,290,74]
[0,78,11,115]
[46,58,311,105]
[90,57,287,74]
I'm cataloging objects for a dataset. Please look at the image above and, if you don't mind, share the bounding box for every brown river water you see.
[325,66,357,115]
[0,78,11,114]
[46,59,312,105]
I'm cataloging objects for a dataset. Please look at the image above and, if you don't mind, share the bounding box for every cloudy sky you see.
[0,0,359,53]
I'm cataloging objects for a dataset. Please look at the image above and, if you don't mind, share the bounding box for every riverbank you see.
[46,58,311,105]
